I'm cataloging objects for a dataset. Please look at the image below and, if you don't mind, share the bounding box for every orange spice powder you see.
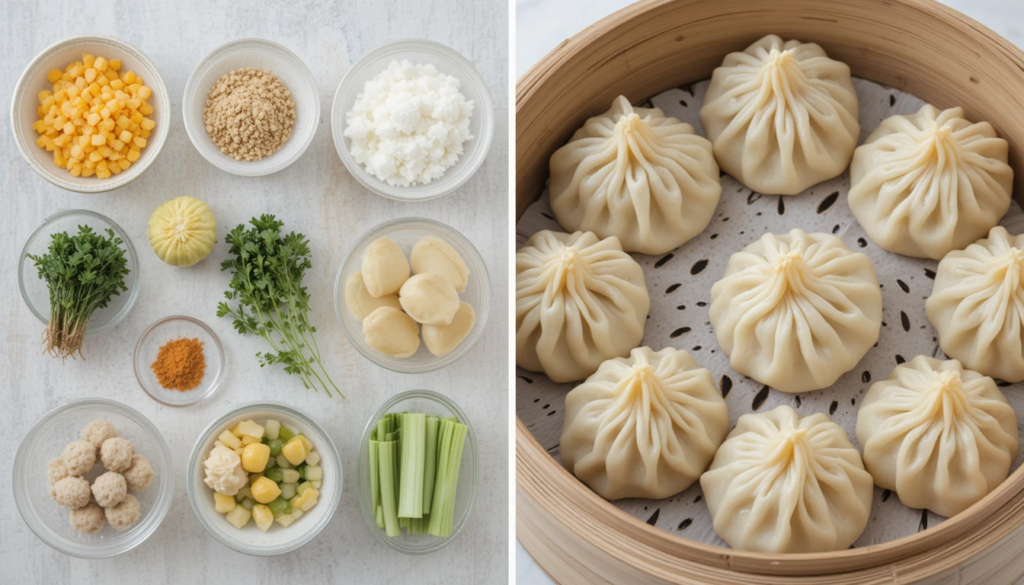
[151,337,206,391]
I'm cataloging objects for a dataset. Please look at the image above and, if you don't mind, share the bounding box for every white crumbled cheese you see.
[345,60,474,187]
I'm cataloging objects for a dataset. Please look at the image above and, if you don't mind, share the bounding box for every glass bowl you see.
[182,38,320,177]
[133,315,225,407]
[334,217,491,373]
[10,35,170,193]
[13,398,174,558]
[19,209,140,336]
[357,390,478,554]
[331,38,494,201]
[186,402,342,556]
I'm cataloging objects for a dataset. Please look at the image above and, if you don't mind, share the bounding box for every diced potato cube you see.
[234,447,245,457]
[291,509,303,520]
[296,481,313,496]
[240,435,260,446]
[235,420,265,439]
[214,493,236,514]
[281,469,300,484]
[242,443,271,473]
[263,420,281,440]
[305,451,320,466]
[281,438,306,466]
[294,434,313,453]
[218,430,241,449]
[280,482,297,500]
[276,454,292,469]
[312,481,321,489]
[225,505,251,529]
[305,465,322,481]
[252,504,273,532]
[275,513,295,527]
[291,487,319,512]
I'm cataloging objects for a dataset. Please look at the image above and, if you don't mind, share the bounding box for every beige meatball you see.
[91,471,127,508]
[81,420,117,454]
[123,455,155,492]
[344,271,402,320]
[70,501,106,534]
[100,438,134,472]
[361,237,410,297]
[411,236,469,291]
[104,494,141,530]
[62,440,96,476]
[423,302,476,356]
[399,273,460,326]
[47,458,70,485]
[363,307,420,358]
[52,476,91,509]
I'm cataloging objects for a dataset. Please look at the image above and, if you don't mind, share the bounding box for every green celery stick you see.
[377,440,400,537]
[422,415,439,513]
[398,413,426,519]
[369,439,380,524]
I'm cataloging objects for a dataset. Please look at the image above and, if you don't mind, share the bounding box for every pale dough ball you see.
[91,471,128,508]
[361,237,410,297]
[123,455,155,492]
[399,273,460,326]
[100,438,134,473]
[345,271,402,320]
[411,236,469,292]
[105,494,141,530]
[62,440,96,476]
[48,457,70,485]
[81,420,117,455]
[363,307,420,358]
[423,302,476,356]
[53,476,91,509]
[70,501,106,534]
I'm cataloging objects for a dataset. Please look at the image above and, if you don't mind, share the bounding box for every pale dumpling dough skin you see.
[411,236,469,292]
[856,356,1018,517]
[361,237,410,297]
[709,229,882,393]
[849,105,1013,260]
[399,273,460,326]
[548,96,721,255]
[700,405,873,553]
[560,347,729,500]
[926,227,1024,382]
[700,35,859,196]
[516,230,650,383]
[344,271,402,321]
[423,302,475,357]
[363,306,420,358]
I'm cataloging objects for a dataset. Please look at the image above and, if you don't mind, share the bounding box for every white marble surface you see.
[0,0,508,583]
[514,0,1024,582]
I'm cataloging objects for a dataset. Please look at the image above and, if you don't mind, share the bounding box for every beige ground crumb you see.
[203,68,295,161]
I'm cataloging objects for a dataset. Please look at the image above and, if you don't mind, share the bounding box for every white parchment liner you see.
[515,78,1024,548]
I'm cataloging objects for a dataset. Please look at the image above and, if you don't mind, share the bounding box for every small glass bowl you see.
[182,38,320,177]
[331,39,495,201]
[19,209,140,336]
[357,390,478,554]
[334,217,491,374]
[13,398,174,558]
[133,315,225,407]
[187,402,342,556]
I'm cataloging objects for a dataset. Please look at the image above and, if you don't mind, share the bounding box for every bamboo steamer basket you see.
[515,1,1024,583]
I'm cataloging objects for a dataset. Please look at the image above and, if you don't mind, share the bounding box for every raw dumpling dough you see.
[423,302,475,356]
[849,105,1013,259]
[700,405,873,553]
[926,226,1024,381]
[700,35,859,195]
[411,236,469,292]
[344,271,402,320]
[560,347,729,500]
[709,229,882,393]
[516,230,650,383]
[361,237,410,297]
[856,356,1018,517]
[363,307,420,358]
[548,95,721,255]
[399,273,460,326]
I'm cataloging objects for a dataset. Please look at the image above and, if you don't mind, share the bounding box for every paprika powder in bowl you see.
[133,315,225,407]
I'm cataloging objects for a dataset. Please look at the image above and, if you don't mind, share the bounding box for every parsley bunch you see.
[28,226,129,360]
[217,215,341,397]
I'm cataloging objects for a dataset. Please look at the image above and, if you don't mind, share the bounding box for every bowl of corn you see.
[186,402,342,556]
[10,35,170,193]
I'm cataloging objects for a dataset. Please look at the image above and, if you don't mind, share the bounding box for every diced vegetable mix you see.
[368,412,468,538]
[207,418,322,531]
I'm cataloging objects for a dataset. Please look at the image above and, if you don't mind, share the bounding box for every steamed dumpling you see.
[399,273,460,326]
[700,405,873,553]
[560,347,729,500]
[709,229,882,393]
[411,236,469,291]
[856,356,1018,517]
[548,96,721,255]
[362,237,410,297]
[344,271,402,321]
[849,105,1013,259]
[516,230,649,383]
[700,35,859,195]
[926,227,1024,381]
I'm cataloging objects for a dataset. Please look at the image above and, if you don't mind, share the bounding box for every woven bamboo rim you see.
[516,0,1024,582]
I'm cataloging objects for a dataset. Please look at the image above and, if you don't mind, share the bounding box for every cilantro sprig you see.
[216,214,341,397]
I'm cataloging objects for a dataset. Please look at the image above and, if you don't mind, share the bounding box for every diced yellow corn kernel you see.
[69,163,82,177]
[139,102,153,116]
[126,148,140,162]
[82,54,95,67]
[117,159,131,171]
[138,85,152,99]
[47,69,63,83]
[241,443,271,473]
[90,134,105,146]
[281,438,307,466]
[214,492,236,514]
[250,477,282,504]
[122,71,136,84]
[94,57,108,71]
[108,59,121,71]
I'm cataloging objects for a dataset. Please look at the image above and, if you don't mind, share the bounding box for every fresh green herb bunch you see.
[217,214,341,397]
[28,225,129,360]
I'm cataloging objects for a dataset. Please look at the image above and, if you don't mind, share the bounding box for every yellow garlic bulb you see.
[148,196,217,267]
